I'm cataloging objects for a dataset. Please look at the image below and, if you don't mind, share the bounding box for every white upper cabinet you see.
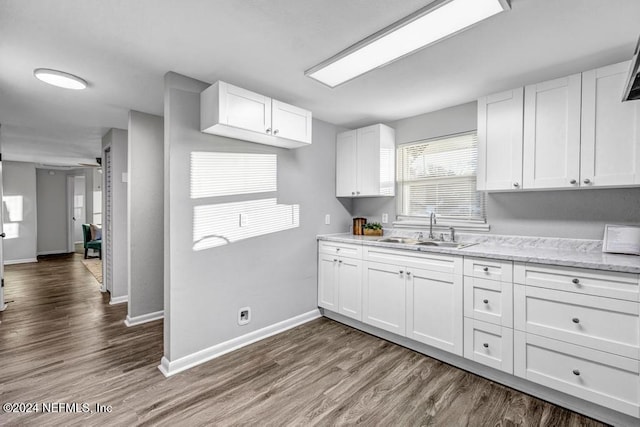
[581,61,640,187]
[523,74,582,189]
[201,81,312,149]
[479,61,640,191]
[336,130,358,197]
[271,99,312,144]
[336,124,395,197]
[477,88,524,191]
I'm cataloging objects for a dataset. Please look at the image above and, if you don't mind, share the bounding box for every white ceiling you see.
[1,0,639,166]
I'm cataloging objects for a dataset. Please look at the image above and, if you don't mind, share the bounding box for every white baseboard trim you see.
[125,310,164,327]
[4,258,38,265]
[109,295,128,305]
[158,308,321,377]
[37,250,69,256]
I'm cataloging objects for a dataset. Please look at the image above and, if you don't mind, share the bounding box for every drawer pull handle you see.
[483,343,489,348]
[572,278,580,284]
[483,267,489,272]
[572,369,580,376]
[572,317,580,324]
[483,299,489,304]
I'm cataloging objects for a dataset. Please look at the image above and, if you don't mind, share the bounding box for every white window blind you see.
[397,132,485,222]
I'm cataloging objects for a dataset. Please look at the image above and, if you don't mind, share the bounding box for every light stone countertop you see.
[317,232,640,274]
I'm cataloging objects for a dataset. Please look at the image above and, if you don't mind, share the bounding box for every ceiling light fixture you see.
[33,68,87,90]
[305,0,510,88]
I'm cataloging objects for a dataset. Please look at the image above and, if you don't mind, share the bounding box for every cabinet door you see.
[477,88,524,191]
[271,99,312,144]
[219,81,272,135]
[337,257,363,321]
[363,261,406,335]
[356,125,381,196]
[406,267,463,355]
[581,61,640,187]
[318,253,338,311]
[523,74,582,189]
[336,130,358,197]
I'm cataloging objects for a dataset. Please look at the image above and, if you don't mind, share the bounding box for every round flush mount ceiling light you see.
[33,68,87,90]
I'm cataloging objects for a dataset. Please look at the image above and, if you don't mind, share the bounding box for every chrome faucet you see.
[429,212,436,240]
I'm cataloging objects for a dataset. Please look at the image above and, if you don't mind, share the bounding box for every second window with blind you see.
[396,132,486,226]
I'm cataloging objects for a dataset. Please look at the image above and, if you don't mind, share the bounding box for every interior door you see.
[73,175,85,243]
[0,153,6,311]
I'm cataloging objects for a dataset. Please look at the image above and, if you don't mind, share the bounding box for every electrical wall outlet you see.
[239,213,248,227]
[238,307,251,325]
[382,213,388,224]
[325,214,331,225]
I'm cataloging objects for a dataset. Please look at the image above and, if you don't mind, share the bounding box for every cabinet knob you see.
[570,179,577,184]
[333,259,337,262]
[351,192,355,196]
[572,278,580,285]
[572,317,580,324]
[266,128,272,134]
[482,267,489,272]
[572,369,580,376]
[483,299,489,304]
[483,343,489,348]
[513,182,520,188]
[338,260,343,264]
[273,129,279,135]
[356,191,361,195]
[399,270,404,275]
[336,248,340,252]
[583,178,591,184]
[406,271,411,276]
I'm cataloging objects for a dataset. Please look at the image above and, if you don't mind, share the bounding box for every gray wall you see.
[2,161,37,263]
[163,72,352,361]
[36,168,68,254]
[128,111,164,319]
[102,129,129,301]
[352,101,640,240]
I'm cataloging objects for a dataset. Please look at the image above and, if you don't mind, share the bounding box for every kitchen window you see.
[396,131,487,229]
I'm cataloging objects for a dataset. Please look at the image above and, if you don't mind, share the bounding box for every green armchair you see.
[82,224,102,259]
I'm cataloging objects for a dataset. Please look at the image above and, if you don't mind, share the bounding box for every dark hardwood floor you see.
[0,254,606,426]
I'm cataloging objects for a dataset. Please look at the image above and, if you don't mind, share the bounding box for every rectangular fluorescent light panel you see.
[306,0,510,87]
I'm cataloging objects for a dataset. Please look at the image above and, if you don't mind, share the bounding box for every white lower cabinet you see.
[318,244,362,321]
[318,242,640,422]
[406,267,463,355]
[514,331,640,417]
[464,318,513,373]
[362,261,406,335]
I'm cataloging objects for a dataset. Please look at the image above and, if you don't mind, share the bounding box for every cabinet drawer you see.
[464,277,513,327]
[464,318,513,374]
[318,241,362,258]
[464,257,513,282]
[514,285,640,359]
[364,246,461,274]
[514,331,640,417]
[514,262,639,301]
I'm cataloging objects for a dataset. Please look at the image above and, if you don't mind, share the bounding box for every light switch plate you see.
[382,213,388,224]
[325,214,331,225]
[239,213,248,227]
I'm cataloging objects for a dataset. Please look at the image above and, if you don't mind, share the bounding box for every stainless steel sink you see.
[377,237,419,244]
[415,241,478,249]
[377,236,477,249]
